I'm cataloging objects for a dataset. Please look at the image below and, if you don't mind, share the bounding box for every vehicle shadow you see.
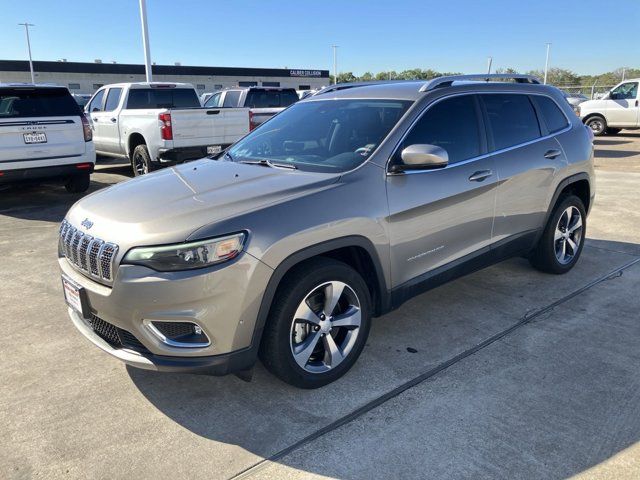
[594,149,638,159]
[127,238,640,479]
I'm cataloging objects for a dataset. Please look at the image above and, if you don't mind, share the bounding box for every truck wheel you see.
[132,144,153,176]
[64,172,91,193]
[529,195,586,274]
[260,257,372,389]
[585,115,607,136]
[606,127,621,135]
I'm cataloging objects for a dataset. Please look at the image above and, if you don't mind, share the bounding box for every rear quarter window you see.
[481,94,541,151]
[531,95,569,134]
[0,88,80,118]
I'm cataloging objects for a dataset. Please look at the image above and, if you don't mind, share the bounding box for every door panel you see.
[98,88,123,154]
[606,82,639,127]
[387,158,497,286]
[87,89,107,151]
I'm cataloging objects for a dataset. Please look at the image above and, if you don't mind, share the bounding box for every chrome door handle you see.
[544,149,562,159]
[468,170,493,182]
[110,118,117,123]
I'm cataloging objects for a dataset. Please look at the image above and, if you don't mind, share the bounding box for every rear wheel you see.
[64,172,90,193]
[260,257,372,389]
[585,115,607,136]
[529,195,586,274]
[132,144,153,176]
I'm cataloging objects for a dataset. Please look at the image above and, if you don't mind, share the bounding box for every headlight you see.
[122,232,246,271]
[573,105,581,116]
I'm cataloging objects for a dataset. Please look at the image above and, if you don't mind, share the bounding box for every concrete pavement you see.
[1,134,639,479]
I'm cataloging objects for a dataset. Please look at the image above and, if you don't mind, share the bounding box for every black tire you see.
[529,194,586,274]
[131,144,154,176]
[64,172,90,193]
[606,127,621,135]
[585,115,607,136]
[260,257,372,389]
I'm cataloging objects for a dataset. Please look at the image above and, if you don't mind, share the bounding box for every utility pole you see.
[543,42,551,84]
[139,0,153,82]
[487,56,493,75]
[331,45,338,85]
[622,67,626,81]
[18,22,35,84]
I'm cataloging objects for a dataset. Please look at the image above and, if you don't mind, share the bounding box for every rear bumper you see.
[157,144,231,164]
[0,161,94,185]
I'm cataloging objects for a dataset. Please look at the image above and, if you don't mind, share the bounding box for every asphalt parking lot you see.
[1,133,640,480]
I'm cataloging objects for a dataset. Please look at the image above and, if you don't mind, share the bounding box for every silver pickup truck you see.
[203,86,299,130]
[86,82,250,175]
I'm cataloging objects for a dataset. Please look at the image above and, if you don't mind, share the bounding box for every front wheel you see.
[585,115,607,136]
[529,195,586,274]
[260,257,372,389]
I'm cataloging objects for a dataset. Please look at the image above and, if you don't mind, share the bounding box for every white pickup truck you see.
[86,82,249,175]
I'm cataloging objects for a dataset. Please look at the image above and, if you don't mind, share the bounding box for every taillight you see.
[159,112,173,140]
[249,110,259,131]
[81,114,92,142]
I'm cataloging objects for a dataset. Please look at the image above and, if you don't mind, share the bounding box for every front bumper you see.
[59,251,273,374]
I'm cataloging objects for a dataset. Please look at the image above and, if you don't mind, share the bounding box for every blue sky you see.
[1,0,638,75]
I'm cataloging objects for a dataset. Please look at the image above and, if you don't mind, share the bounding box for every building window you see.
[262,81,280,87]
[196,84,206,90]
[298,85,311,90]
[93,83,104,90]
[214,84,223,90]
[68,83,81,90]
[238,81,258,87]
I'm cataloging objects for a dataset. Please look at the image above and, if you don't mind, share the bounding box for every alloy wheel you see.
[554,206,583,265]
[133,152,148,175]
[289,281,361,373]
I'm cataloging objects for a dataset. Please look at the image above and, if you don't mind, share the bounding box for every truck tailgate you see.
[169,107,249,148]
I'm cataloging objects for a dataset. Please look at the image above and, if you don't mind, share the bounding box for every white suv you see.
[0,84,95,192]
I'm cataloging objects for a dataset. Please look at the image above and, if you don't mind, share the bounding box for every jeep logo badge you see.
[81,218,93,230]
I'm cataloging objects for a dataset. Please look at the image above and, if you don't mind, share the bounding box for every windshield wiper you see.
[238,158,297,170]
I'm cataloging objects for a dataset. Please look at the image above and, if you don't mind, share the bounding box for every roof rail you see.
[419,74,541,92]
[312,80,406,97]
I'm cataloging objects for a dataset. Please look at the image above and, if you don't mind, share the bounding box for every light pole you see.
[487,56,493,75]
[139,0,153,82]
[331,45,338,84]
[543,42,551,85]
[18,22,35,84]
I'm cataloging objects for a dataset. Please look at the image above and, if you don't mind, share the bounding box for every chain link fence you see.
[555,83,616,100]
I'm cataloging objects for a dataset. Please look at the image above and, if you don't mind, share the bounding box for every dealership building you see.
[0,59,330,94]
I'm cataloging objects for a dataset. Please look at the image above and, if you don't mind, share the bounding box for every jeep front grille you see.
[59,219,119,284]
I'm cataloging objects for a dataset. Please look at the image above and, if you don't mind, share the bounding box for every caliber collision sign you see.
[289,70,322,77]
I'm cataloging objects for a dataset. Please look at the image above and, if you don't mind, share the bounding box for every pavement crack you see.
[230,256,640,480]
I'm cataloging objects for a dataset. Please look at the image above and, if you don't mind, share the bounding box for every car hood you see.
[66,159,340,247]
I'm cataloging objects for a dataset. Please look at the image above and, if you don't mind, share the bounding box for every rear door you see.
[0,87,85,167]
[605,81,639,127]
[97,87,123,154]
[386,94,497,286]
[483,93,568,243]
[86,88,107,151]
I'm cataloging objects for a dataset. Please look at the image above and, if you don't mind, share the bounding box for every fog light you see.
[194,324,203,335]
[143,320,210,348]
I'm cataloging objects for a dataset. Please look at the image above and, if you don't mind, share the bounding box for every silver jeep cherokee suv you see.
[59,74,595,389]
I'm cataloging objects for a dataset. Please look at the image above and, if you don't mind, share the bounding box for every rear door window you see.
[104,88,123,112]
[398,94,481,164]
[0,88,80,118]
[126,88,200,109]
[222,91,241,108]
[481,94,541,151]
[531,95,569,134]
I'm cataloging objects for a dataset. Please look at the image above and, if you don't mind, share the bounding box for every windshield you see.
[226,99,412,173]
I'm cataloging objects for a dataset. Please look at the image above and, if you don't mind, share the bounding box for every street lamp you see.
[543,43,551,85]
[139,0,153,82]
[331,45,339,85]
[487,56,493,75]
[18,22,35,84]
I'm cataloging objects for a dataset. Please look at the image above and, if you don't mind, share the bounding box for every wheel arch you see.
[582,112,607,125]
[249,236,390,360]
[543,173,593,230]
[127,132,147,159]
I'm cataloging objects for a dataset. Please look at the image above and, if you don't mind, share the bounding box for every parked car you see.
[561,90,588,107]
[71,93,93,109]
[85,82,250,175]
[59,74,594,388]
[578,79,640,135]
[203,86,299,129]
[1,84,95,192]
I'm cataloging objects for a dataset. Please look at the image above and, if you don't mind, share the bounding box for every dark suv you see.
[59,74,594,388]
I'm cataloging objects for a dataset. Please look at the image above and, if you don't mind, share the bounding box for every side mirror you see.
[391,144,449,173]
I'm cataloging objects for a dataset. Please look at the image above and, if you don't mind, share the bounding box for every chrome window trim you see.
[385,91,573,176]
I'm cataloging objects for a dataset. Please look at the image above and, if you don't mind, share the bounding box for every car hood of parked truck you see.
[65,159,341,247]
